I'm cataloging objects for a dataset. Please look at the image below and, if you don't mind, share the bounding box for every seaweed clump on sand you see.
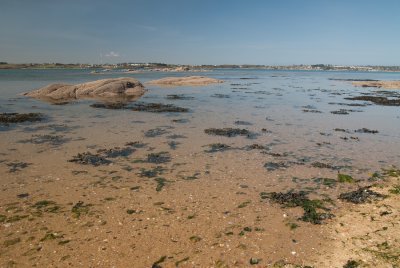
[131,103,188,113]
[260,191,334,224]
[69,152,111,166]
[345,96,400,106]
[339,186,386,204]
[0,113,43,125]
[204,128,250,137]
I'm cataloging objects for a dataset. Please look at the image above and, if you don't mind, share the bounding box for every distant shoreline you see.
[1,63,400,72]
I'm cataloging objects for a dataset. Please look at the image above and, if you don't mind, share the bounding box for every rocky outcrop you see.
[22,77,146,103]
[352,80,400,89]
[147,76,223,86]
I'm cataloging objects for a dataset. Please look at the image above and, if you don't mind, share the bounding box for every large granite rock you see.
[22,77,146,103]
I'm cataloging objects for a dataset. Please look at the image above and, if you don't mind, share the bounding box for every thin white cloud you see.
[105,51,120,57]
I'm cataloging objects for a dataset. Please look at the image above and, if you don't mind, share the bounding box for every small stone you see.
[250,258,260,265]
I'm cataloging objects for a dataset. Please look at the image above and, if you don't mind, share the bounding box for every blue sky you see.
[1,0,399,65]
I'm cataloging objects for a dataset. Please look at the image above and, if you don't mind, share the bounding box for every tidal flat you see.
[0,69,400,267]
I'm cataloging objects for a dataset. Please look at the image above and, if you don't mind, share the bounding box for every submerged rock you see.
[22,77,146,104]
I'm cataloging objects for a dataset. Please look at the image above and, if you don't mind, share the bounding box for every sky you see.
[1,0,399,65]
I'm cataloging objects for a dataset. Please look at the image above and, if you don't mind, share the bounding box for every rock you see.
[147,76,223,86]
[249,258,260,265]
[22,77,146,104]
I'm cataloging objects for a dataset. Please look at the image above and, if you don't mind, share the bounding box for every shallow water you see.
[0,69,399,266]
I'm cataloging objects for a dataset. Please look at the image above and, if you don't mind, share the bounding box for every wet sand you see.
[1,70,400,267]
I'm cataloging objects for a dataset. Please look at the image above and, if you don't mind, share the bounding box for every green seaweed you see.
[238,200,251,208]
[338,173,355,183]
[175,257,189,267]
[389,185,400,195]
[71,201,91,218]
[139,166,165,178]
[343,260,360,268]
[155,177,167,192]
[262,191,334,224]
[152,255,167,268]
[189,235,202,242]
[4,237,21,247]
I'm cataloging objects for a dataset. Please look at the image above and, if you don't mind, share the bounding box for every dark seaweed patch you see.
[331,109,361,115]
[90,102,128,109]
[97,147,135,158]
[71,201,91,218]
[260,191,333,224]
[334,128,350,133]
[155,178,167,192]
[152,255,167,268]
[139,166,165,178]
[339,187,386,204]
[211,94,230,98]
[171,118,189,123]
[0,113,43,125]
[355,128,379,134]
[7,161,31,172]
[167,140,180,150]
[132,103,189,113]
[147,152,171,164]
[311,162,335,169]
[303,109,322,113]
[313,177,337,187]
[204,143,231,153]
[23,124,79,133]
[69,152,111,166]
[264,162,289,171]
[19,134,70,146]
[204,128,250,137]
[234,120,253,126]
[166,134,187,139]
[345,96,400,106]
[166,94,194,100]
[246,144,267,150]
[144,128,168,137]
[125,141,147,148]
[32,200,61,213]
